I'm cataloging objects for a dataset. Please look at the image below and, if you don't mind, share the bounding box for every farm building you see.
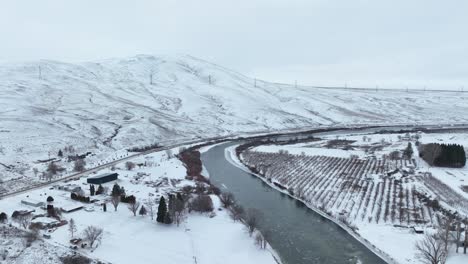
[21,198,45,207]
[87,172,118,184]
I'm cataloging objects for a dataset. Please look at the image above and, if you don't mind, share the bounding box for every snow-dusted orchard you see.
[2,54,468,193]
[241,152,438,225]
[238,132,468,264]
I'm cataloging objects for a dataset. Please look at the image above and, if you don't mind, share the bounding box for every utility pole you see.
[208,75,212,85]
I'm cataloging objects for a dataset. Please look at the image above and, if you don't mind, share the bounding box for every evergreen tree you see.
[403,142,413,159]
[96,184,104,195]
[103,203,107,212]
[58,149,63,157]
[0,212,7,223]
[111,183,121,197]
[139,205,147,215]
[156,197,167,223]
[90,184,95,196]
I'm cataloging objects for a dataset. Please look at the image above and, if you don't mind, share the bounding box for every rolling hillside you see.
[1,54,467,183]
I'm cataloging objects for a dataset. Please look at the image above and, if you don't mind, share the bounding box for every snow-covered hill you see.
[1,54,468,182]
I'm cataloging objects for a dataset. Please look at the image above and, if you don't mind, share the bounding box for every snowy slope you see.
[1,54,468,182]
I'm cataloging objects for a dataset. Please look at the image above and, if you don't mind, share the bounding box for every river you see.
[202,141,387,264]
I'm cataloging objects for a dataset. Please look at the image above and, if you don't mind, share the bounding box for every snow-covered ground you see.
[2,54,468,191]
[241,131,468,264]
[0,149,277,264]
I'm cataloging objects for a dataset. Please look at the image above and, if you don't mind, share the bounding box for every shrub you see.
[73,159,86,172]
[60,255,91,264]
[70,193,90,203]
[125,161,136,170]
[195,183,206,194]
[178,150,203,177]
[96,184,104,195]
[209,185,221,195]
[220,192,235,208]
[120,195,136,204]
[47,196,54,202]
[189,195,213,213]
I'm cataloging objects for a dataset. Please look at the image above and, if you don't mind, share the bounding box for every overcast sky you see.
[1,0,467,89]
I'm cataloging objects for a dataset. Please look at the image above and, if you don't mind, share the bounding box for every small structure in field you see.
[87,172,118,184]
[58,184,82,193]
[412,226,424,234]
[21,198,45,207]
[60,204,84,213]
[31,217,60,228]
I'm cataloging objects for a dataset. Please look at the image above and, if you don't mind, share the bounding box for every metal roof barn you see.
[86,172,118,184]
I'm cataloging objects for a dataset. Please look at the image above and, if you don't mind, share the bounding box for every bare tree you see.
[451,221,462,253]
[262,230,271,249]
[464,218,468,254]
[127,201,140,216]
[230,203,244,222]
[165,149,173,159]
[15,214,32,229]
[83,226,103,248]
[125,161,136,170]
[255,232,264,249]
[438,216,453,252]
[245,208,262,237]
[47,162,59,175]
[111,195,120,211]
[68,218,77,238]
[24,229,39,246]
[415,233,447,264]
[73,159,86,172]
[220,192,235,208]
[173,195,186,227]
[145,198,156,220]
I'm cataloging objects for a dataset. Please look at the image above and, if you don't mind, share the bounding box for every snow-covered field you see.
[0,150,277,264]
[239,131,468,264]
[2,54,468,192]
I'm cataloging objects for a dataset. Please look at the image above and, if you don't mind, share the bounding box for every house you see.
[87,172,118,184]
[21,198,45,207]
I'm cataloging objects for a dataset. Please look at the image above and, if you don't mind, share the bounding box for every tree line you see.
[419,143,466,168]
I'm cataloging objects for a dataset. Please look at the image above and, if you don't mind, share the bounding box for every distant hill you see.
[1,54,467,180]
